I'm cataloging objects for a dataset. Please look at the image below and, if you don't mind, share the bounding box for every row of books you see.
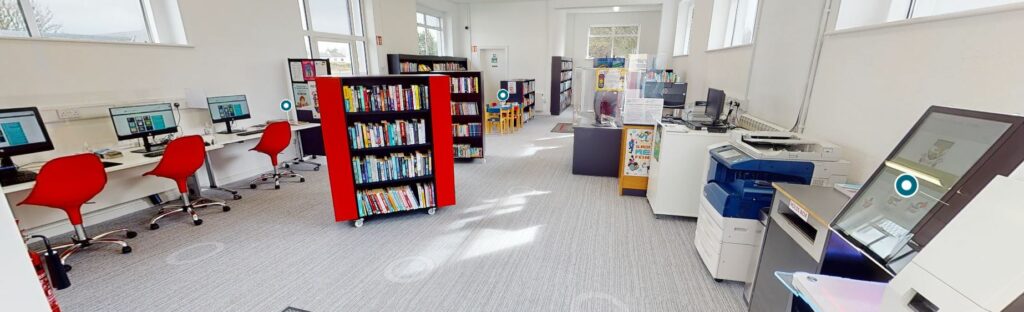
[432,62,465,71]
[343,84,430,112]
[506,80,535,95]
[454,144,483,158]
[351,152,433,185]
[558,90,572,106]
[560,80,571,93]
[398,62,419,73]
[348,119,428,150]
[451,102,479,116]
[450,77,479,94]
[561,59,573,71]
[560,71,572,81]
[452,123,483,137]
[356,183,435,217]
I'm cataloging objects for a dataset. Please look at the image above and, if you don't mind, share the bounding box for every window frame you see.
[1,0,172,45]
[415,10,445,56]
[831,0,1024,33]
[707,0,759,51]
[585,24,641,59]
[673,0,696,56]
[299,0,368,75]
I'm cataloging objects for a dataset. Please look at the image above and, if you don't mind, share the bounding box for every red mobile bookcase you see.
[315,75,456,227]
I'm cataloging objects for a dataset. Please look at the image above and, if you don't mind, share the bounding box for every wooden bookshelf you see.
[441,71,485,160]
[387,54,468,74]
[550,57,573,116]
[315,75,456,227]
[500,79,536,123]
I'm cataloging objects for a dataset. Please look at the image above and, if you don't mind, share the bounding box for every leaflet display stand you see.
[287,58,331,170]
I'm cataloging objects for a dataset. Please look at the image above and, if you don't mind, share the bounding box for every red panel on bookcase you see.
[430,75,457,208]
[314,77,359,222]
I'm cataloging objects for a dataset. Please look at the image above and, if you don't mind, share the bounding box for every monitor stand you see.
[131,135,168,154]
[217,120,242,134]
[0,156,37,186]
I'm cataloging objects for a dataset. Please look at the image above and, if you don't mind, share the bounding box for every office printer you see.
[695,133,849,282]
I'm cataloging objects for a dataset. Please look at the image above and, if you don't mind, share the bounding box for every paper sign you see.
[622,98,663,125]
[623,127,654,177]
[788,200,810,222]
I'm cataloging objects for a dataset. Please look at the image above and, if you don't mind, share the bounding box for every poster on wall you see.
[301,60,316,81]
[313,60,329,79]
[623,127,655,177]
[293,83,313,110]
[289,61,306,82]
[307,81,320,119]
[595,68,626,92]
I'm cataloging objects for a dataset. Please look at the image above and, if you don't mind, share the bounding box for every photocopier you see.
[695,131,849,282]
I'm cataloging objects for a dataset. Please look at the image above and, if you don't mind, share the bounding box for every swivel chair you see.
[18,154,135,268]
[249,121,305,189]
[145,135,229,230]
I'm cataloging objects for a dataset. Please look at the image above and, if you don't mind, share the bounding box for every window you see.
[835,0,1024,30]
[0,0,185,44]
[708,0,759,50]
[416,12,444,56]
[298,0,368,75]
[587,25,639,59]
[673,0,696,56]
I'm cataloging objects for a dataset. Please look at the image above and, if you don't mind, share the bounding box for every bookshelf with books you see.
[315,75,456,227]
[387,54,469,74]
[443,71,485,160]
[550,56,573,115]
[500,79,536,123]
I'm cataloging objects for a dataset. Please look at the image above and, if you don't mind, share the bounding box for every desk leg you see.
[285,129,322,172]
[203,152,242,200]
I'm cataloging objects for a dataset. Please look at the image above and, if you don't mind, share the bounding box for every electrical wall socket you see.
[57,108,82,120]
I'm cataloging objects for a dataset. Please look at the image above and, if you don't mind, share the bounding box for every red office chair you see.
[145,135,229,230]
[19,153,135,267]
[249,121,305,190]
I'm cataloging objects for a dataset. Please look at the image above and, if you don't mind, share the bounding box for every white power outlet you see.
[57,108,82,120]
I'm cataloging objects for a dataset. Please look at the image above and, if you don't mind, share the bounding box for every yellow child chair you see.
[485,102,503,134]
[500,102,514,134]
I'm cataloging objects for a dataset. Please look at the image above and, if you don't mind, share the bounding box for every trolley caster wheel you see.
[122,246,132,254]
[149,223,160,230]
[249,184,257,189]
[222,206,231,212]
[233,194,242,200]
[427,207,437,215]
[275,185,281,190]
[353,218,364,228]
[193,219,203,226]
[299,178,306,183]
[126,231,138,239]
[64,264,72,272]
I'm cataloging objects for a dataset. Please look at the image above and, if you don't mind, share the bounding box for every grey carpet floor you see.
[54,114,747,312]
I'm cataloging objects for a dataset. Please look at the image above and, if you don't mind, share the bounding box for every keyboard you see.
[0,171,38,186]
[237,129,265,136]
[143,151,164,158]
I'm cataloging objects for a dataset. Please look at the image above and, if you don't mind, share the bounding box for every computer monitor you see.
[0,107,55,181]
[109,103,178,153]
[207,95,251,134]
[705,88,726,126]
[663,83,688,108]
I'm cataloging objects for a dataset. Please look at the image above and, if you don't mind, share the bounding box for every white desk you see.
[646,121,732,217]
[4,122,321,234]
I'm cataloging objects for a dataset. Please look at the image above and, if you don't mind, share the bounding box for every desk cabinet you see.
[646,123,729,217]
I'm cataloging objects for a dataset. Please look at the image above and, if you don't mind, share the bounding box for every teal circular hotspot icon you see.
[280,99,293,112]
[497,89,510,102]
[894,173,919,198]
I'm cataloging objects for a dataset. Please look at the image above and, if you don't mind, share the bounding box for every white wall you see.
[804,6,1024,181]
[467,1,551,112]
[671,0,754,105]
[372,0,419,73]
[565,11,663,65]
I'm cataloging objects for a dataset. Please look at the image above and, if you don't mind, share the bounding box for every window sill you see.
[0,36,193,48]
[706,43,753,53]
[673,54,689,58]
[828,2,1024,37]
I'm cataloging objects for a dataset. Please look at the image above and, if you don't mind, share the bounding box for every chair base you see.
[249,166,305,190]
[284,157,322,172]
[43,224,136,268]
[149,195,228,230]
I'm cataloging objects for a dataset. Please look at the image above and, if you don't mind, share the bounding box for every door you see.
[479,48,508,105]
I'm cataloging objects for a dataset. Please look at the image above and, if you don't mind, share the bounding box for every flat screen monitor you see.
[663,83,688,108]
[207,95,251,134]
[0,107,54,171]
[109,103,178,152]
[705,88,725,125]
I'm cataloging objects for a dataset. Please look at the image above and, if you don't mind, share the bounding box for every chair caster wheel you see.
[233,194,242,200]
[353,218,364,228]
[193,219,203,226]
[284,164,290,168]
[122,246,132,254]
[275,185,281,190]
[64,264,72,272]
[149,223,160,230]
[427,207,437,215]
[314,167,320,171]
[299,178,306,182]
[126,231,138,239]
[250,184,257,189]
[261,178,268,181]
[223,206,231,212]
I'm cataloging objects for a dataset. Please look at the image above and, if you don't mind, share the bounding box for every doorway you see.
[479,47,508,105]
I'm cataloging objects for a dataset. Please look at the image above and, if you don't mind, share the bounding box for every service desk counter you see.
[572,123,622,177]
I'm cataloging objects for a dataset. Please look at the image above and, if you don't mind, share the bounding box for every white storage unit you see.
[646,122,731,217]
[694,195,765,282]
